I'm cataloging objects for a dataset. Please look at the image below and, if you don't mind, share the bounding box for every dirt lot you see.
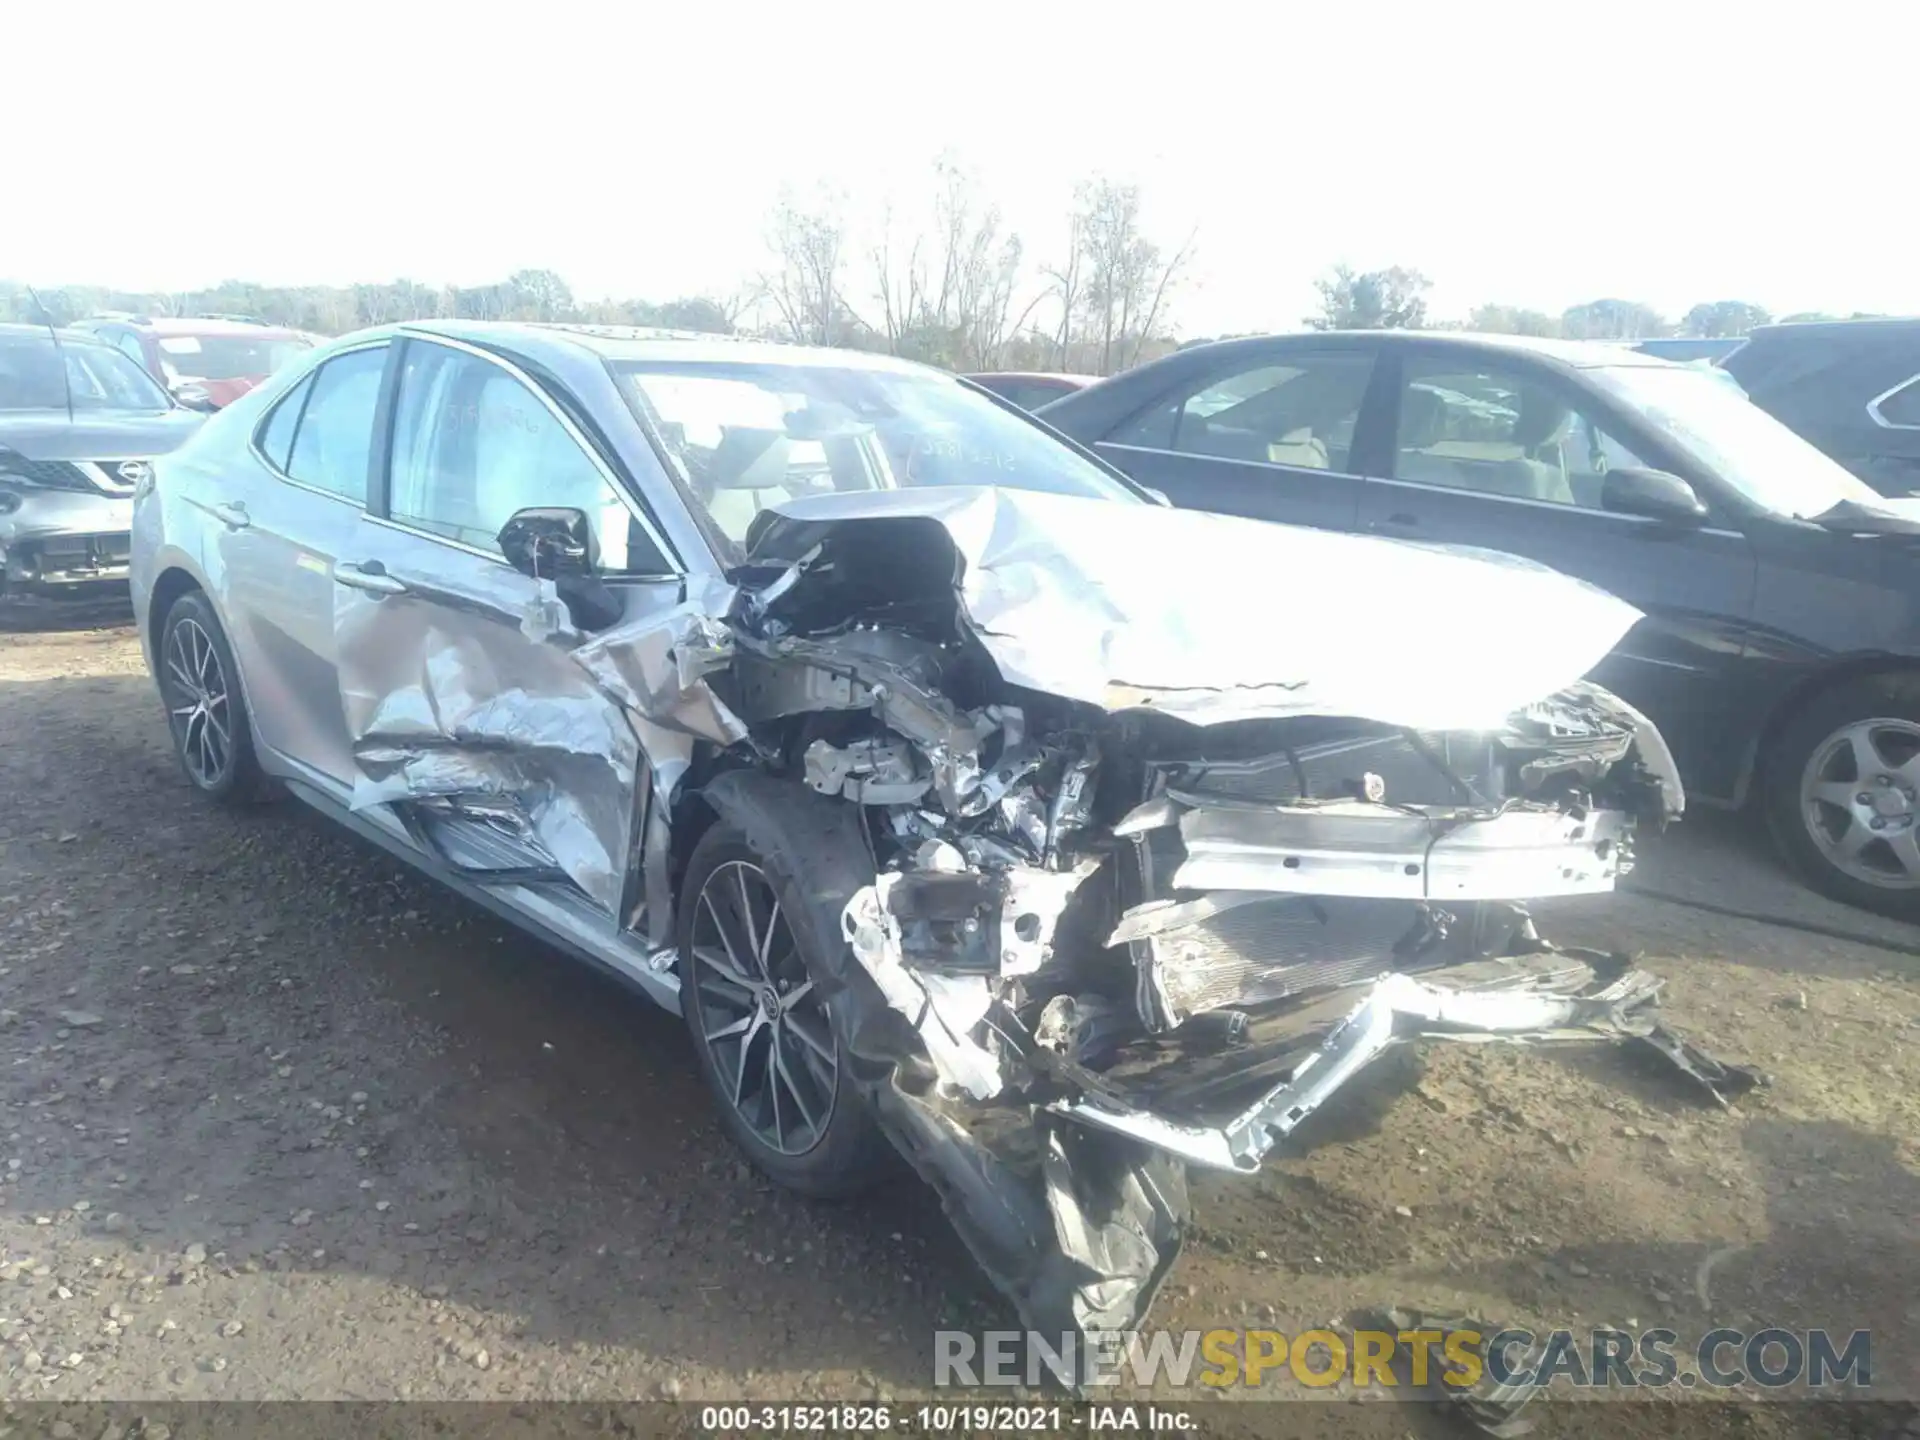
[0,615,1915,1436]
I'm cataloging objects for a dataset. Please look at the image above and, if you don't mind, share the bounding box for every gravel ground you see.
[0,614,1914,1437]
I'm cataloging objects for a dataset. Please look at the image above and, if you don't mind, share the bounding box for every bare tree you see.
[1042,212,1084,370]
[1064,180,1193,374]
[869,202,926,355]
[761,190,849,346]
[865,158,1040,369]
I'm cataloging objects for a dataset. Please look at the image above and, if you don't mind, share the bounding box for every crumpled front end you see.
[698,489,1751,1351]
[331,485,1756,1358]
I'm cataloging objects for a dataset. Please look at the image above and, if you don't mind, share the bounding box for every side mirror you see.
[1142,486,1172,507]
[171,384,218,413]
[1600,467,1709,524]
[498,506,600,579]
[496,507,622,632]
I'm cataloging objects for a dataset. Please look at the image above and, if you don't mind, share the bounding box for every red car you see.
[68,315,316,411]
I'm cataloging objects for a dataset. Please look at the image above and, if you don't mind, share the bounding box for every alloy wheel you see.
[1799,716,1920,889]
[163,616,233,788]
[688,859,839,1155]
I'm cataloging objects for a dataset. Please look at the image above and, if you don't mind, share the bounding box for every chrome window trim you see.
[1097,439,1370,484]
[1364,473,1745,537]
[247,340,389,509]
[388,331,684,580]
[362,512,500,563]
[1867,372,1920,432]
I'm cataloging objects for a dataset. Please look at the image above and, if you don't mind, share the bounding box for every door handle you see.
[210,500,250,530]
[1369,512,1418,532]
[334,560,408,596]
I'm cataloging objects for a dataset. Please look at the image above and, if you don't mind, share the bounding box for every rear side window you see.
[284,347,388,504]
[1111,354,1375,471]
[256,374,314,470]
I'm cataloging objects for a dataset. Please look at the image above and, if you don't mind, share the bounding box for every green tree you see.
[506,268,575,321]
[1307,265,1430,330]
[1679,300,1770,337]
[1467,304,1561,337]
[1560,298,1667,340]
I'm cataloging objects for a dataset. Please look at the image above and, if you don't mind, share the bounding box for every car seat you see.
[701,427,794,543]
[1492,390,1576,504]
[1394,386,1465,487]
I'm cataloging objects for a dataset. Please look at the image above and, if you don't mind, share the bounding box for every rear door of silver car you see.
[215,342,392,788]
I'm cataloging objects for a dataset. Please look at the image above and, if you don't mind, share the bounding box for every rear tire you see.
[1763,671,1920,918]
[677,807,892,1198]
[155,591,275,805]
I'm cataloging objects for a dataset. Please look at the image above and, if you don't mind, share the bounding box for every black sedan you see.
[1040,330,1920,917]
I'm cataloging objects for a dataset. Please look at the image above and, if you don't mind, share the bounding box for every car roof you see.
[1172,329,1678,373]
[1742,316,1920,342]
[127,317,304,339]
[966,371,1098,385]
[0,322,117,352]
[386,319,948,379]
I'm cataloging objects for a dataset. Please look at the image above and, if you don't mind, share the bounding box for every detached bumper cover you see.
[1055,951,1761,1174]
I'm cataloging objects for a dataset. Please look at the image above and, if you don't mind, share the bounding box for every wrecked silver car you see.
[130,322,1753,1349]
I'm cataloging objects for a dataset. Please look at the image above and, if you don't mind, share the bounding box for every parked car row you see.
[0,312,318,601]
[69,313,316,412]
[0,324,204,600]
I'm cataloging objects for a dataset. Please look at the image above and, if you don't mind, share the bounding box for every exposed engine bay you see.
[335,486,1759,1358]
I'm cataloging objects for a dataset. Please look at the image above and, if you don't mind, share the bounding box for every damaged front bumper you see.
[1054,951,1757,1175]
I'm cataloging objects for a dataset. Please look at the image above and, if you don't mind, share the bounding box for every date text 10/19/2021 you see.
[699,1405,1195,1432]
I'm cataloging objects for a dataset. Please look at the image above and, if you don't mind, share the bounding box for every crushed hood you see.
[744,487,1644,732]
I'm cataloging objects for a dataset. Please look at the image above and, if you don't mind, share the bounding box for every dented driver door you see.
[328,334,687,930]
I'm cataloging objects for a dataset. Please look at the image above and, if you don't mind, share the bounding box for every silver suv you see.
[1,325,202,601]
[130,320,1748,1358]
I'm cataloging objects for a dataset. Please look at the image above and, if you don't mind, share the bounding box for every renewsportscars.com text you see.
[933,1326,1872,1391]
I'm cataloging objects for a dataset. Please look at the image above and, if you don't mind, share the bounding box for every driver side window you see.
[1393,360,1657,509]
[387,342,667,573]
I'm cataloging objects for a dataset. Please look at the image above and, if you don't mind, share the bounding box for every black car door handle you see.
[334,560,408,596]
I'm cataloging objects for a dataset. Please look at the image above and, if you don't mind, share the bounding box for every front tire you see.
[156,591,273,805]
[677,811,892,1197]
[1764,672,1920,917]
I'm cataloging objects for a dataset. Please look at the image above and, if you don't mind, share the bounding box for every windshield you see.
[1592,363,1880,518]
[611,359,1140,545]
[156,333,311,383]
[0,334,172,412]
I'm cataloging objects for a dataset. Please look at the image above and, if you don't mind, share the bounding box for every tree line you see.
[0,163,1195,379]
[1,172,1888,376]
[1296,265,1885,341]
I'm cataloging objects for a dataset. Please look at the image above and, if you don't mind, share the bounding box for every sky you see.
[5,1,1914,337]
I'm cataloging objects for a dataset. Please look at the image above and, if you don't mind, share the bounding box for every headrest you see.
[709,427,790,490]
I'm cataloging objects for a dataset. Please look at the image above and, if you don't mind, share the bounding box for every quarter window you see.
[256,374,314,471]
[283,347,387,504]
[1111,354,1373,471]
[1393,360,1656,510]
[387,342,663,572]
